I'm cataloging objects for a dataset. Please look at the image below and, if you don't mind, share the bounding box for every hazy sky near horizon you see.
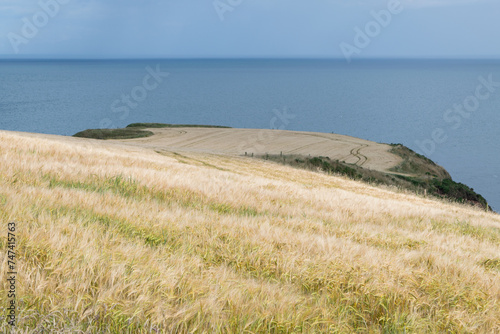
[0,0,499,59]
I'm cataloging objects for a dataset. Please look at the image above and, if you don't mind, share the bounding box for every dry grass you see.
[0,131,499,333]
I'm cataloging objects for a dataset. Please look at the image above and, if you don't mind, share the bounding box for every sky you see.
[0,0,499,59]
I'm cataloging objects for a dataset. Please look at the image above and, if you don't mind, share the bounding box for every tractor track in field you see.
[350,144,369,166]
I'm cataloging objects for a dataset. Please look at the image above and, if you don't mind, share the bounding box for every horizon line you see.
[1,56,500,61]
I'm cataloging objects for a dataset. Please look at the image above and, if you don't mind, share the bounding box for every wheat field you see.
[113,127,402,173]
[0,130,499,333]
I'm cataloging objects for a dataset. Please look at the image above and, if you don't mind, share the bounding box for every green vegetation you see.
[480,258,500,271]
[390,174,489,206]
[73,128,153,140]
[388,144,490,209]
[126,122,231,129]
[388,144,450,179]
[73,123,231,139]
[42,173,262,218]
[259,150,492,211]
[431,219,500,243]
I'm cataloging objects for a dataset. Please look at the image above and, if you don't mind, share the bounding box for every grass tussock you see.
[0,131,499,333]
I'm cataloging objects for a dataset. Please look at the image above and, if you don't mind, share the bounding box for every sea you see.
[1,59,499,210]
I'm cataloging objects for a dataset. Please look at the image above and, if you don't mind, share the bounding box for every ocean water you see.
[1,59,499,210]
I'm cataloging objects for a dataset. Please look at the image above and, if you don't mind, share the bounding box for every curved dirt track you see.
[115,127,402,173]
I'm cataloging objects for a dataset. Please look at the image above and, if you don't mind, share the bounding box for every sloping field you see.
[0,130,499,333]
[114,127,402,173]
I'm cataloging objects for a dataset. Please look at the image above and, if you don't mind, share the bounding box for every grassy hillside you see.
[1,131,499,333]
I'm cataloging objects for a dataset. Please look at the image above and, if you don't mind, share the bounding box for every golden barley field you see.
[0,130,499,333]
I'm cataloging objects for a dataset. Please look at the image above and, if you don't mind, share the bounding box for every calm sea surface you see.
[1,59,499,210]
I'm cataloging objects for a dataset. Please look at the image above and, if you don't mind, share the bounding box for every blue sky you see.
[1,0,499,58]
